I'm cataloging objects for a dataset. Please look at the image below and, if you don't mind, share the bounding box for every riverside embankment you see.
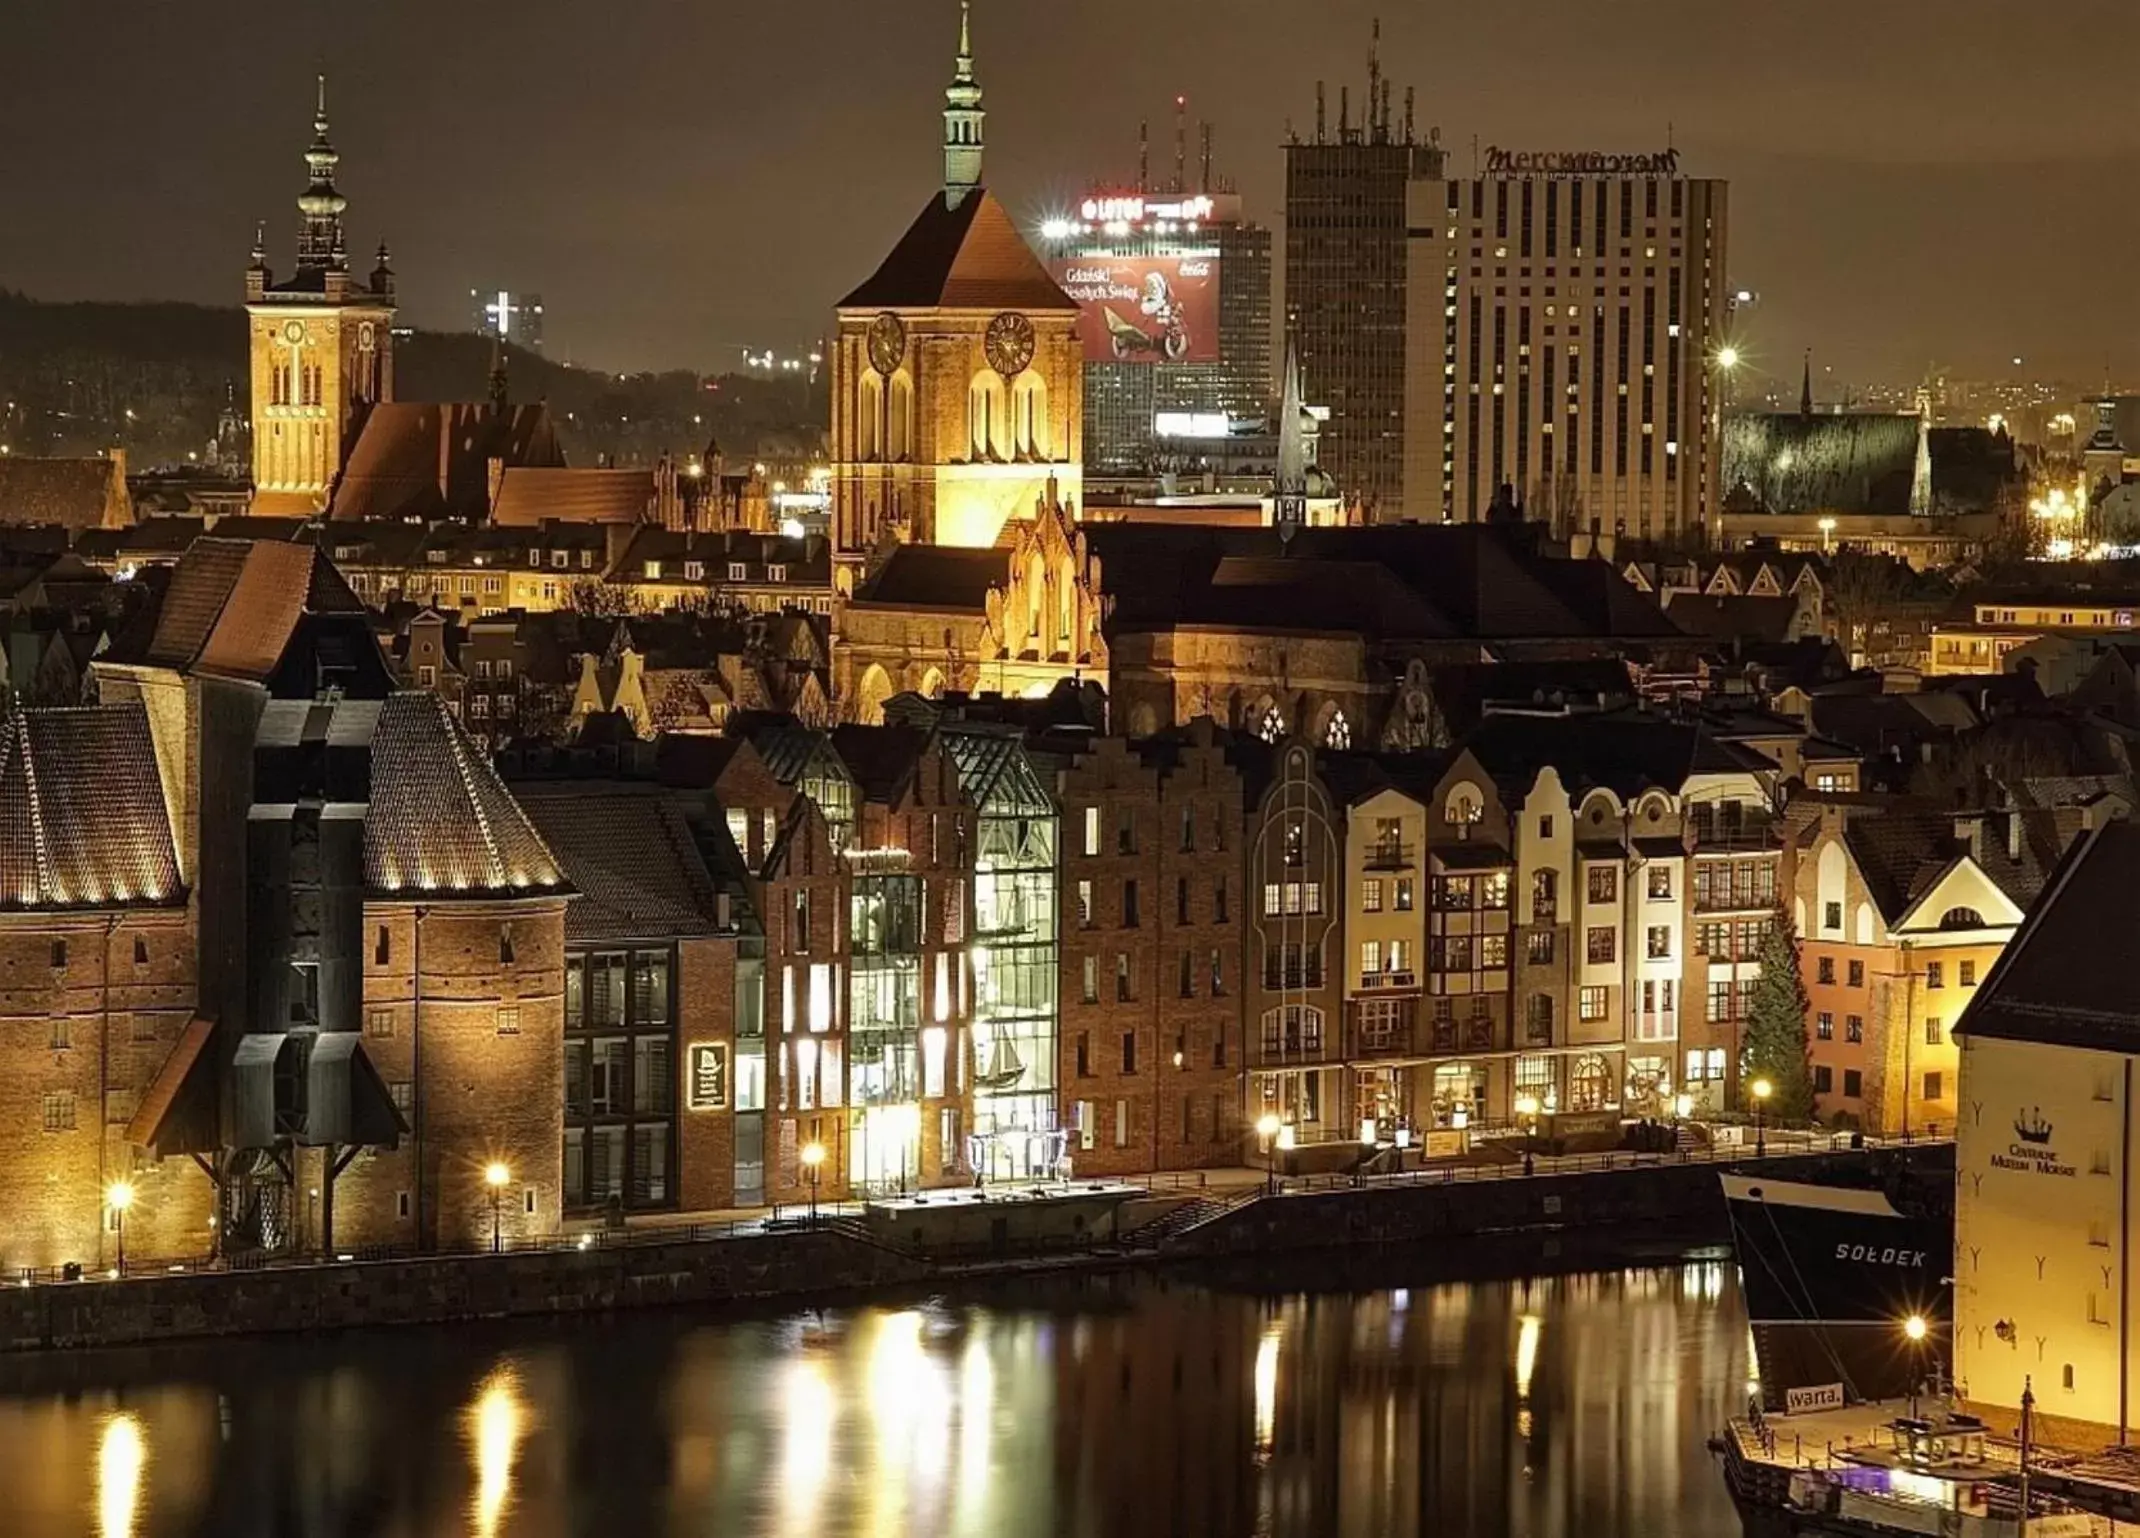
[0,1139,1951,1353]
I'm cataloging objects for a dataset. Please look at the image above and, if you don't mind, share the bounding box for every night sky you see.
[3,0,2135,387]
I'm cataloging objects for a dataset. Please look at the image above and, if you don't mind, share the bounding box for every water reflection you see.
[97,1412,145,1538]
[467,1363,526,1538]
[1,1258,1752,1537]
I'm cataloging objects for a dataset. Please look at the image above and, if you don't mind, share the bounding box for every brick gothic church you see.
[827,1,1084,595]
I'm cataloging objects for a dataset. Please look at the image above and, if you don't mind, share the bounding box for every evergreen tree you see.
[1741,907,1814,1120]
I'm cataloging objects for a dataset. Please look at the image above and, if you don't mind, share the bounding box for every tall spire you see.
[1800,351,1814,418]
[295,73,350,272]
[1276,335,1309,545]
[942,0,985,208]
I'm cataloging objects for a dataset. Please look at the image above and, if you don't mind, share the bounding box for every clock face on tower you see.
[282,320,307,345]
[867,312,907,375]
[985,312,1036,379]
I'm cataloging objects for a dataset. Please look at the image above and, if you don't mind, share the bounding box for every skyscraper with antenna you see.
[1284,19,1443,517]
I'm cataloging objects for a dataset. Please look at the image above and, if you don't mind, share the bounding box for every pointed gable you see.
[838,191,1076,313]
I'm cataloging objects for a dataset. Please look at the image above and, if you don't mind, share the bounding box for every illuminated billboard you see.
[1051,252,1221,365]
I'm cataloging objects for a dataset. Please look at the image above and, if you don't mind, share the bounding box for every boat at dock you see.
[1722,1173,1952,1410]
[1716,1398,2102,1536]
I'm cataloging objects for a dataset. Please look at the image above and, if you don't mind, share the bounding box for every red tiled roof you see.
[328,402,565,522]
[142,538,366,681]
[490,467,653,527]
[839,190,1076,312]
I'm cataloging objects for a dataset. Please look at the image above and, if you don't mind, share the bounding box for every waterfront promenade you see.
[0,1131,1951,1355]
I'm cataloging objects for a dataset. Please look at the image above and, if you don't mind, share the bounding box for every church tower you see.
[942,1,985,207]
[245,77,396,515]
[827,1,1084,594]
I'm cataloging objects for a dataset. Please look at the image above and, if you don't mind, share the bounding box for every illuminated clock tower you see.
[245,77,396,515]
[828,1,1083,593]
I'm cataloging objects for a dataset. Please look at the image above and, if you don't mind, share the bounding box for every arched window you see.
[1569,1053,1614,1112]
[969,374,1007,461]
[858,374,883,461]
[887,372,913,461]
[1012,372,1049,459]
[1939,906,1985,930]
[1256,703,1285,743]
[853,663,894,726]
[1324,709,1351,751]
[1525,994,1554,1043]
[1259,1005,1324,1055]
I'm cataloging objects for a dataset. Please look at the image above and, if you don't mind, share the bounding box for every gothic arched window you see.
[1324,710,1351,751]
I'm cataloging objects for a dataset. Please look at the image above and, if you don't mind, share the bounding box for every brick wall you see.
[338,898,567,1251]
[0,911,209,1274]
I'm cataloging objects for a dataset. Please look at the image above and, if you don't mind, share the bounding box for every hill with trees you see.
[0,289,826,470]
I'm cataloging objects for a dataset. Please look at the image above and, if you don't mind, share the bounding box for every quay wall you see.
[0,1143,1953,1353]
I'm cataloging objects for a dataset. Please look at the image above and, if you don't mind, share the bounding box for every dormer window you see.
[552,550,569,569]
[729,562,749,582]
[766,564,786,583]
[426,550,447,564]
[529,549,542,567]
[684,561,704,581]
[644,560,662,579]
[580,550,595,570]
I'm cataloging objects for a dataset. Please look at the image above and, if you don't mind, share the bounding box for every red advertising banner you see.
[1051,253,1221,365]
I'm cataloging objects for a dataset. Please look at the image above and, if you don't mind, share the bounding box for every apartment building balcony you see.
[1348,997,1421,1059]
[1262,963,1328,992]
[1357,968,1420,992]
[1687,818,1780,855]
[1427,1015,1503,1055]
[1363,841,1416,872]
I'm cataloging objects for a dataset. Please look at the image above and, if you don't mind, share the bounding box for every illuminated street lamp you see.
[800,1141,826,1227]
[1256,1113,1282,1196]
[1903,1313,1930,1421]
[1751,1077,1773,1158]
[1514,1094,1541,1177]
[106,1180,135,1277]
[1714,344,1743,421]
[1818,515,1838,555]
[484,1163,510,1254]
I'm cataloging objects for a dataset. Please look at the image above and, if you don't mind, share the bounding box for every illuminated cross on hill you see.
[484,290,519,340]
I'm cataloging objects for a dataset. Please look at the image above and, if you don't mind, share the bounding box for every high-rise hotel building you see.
[1040,187,1273,475]
[1402,153,1729,541]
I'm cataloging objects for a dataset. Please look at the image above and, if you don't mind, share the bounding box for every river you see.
[0,1248,1753,1537]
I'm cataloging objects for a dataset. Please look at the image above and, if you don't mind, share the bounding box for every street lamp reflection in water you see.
[1253,1324,1283,1458]
[98,1411,146,1538]
[467,1363,526,1538]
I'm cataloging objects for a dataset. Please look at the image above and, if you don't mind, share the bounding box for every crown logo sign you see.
[2014,1107,2053,1146]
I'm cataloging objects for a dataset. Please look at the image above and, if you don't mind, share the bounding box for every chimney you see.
[1953,812,1985,866]
[2006,808,2022,862]
[1315,82,1326,143]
